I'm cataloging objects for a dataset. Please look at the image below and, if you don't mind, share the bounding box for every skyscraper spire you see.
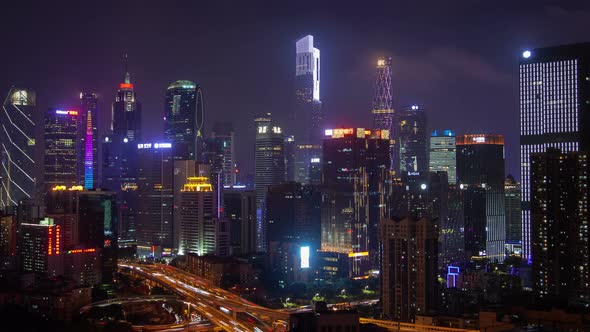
[124,53,130,84]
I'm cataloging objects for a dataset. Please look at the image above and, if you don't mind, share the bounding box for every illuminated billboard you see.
[300,246,310,268]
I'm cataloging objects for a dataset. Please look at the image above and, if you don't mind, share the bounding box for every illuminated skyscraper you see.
[429,130,456,184]
[254,113,285,252]
[20,217,63,277]
[519,43,590,261]
[44,109,79,189]
[396,105,428,174]
[211,121,235,186]
[178,176,219,256]
[79,92,98,189]
[372,57,395,169]
[102,57,141,244]
[321,128,391,277]
[0,88,37,209]
[294,35,323,183]
[531,149,589,308]
[136,142,174,257]
[457,134,506,262]
[164,80,204,161]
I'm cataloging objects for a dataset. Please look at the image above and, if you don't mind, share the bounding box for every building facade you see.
[1,88,37,209]
[79,92,98,189]
[211,121,236,186]
[136,142,174,256]
[321,128,391,276]
[44,108,79,189]
[254,113,285,252]
[372,57,395,170]
[531,149,589,308]
[429,130,456,184]
[519,43,590,261]
[164,80,204,161]
[504,175,521,245]
[457,134,506,262]
[396,105,428,174]
[380,217,438,322]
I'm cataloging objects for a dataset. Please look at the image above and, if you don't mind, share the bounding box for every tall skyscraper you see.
[294,36,323,185]
[164,80,204,161]
[0,88,37,209]
[44,108,79,189]
[112,56,141,142]
[321,128,391,276]
[380,217,438,322]
[295,35,322,143]
[457,134,506,262]
[504,175,521,245]
[136,142,174,257]
[531,149,589,308]
[396,105,428,174]
[519,43,590,261]
[429,130,456,184]
[79,92,98,189]
[102,57,142,245]
[211,121,235,186]
[254,113,285,252]
[372,57,395,169]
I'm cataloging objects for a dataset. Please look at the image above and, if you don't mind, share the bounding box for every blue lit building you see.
[79,92,98,189]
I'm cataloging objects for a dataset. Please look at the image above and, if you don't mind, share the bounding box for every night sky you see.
[2,1,589,180]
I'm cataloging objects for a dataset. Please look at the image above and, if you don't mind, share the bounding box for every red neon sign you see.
[120,83,134,89]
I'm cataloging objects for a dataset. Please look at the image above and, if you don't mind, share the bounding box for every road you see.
[120,262,281,332]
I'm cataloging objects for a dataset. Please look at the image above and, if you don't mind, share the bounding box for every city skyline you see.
[3,2,590,179]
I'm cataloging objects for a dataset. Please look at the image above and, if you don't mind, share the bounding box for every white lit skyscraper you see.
[519,43,590,262]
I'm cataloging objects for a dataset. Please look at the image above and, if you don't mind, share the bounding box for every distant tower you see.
[164,80,204,161]
[112,54,141,142]
[79,92,98,189]
[44,108,79,189]
[211,121,235,186]
[396,105,428,174]
[372,58,395,169]
[0,88,37,209]
[254,113,285,252]
[294,35,323,184]
[429,130,456,184]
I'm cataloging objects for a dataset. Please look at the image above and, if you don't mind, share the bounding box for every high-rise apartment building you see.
[178,176,214,255]
[520,43,590,261]
[164,80,204,161]
[20,218,63,277]
[1,88,37,209]
[321,128,391,276]
[136,142,174,257]
[79,92,98,189]
[531,149,589,308]
[44,108,79,189]
[372,57,395,170]
[396,105,428,174]
[254,113,285,252]
[211,121,235,186]
[380,217,438,322]
[504,175,521,245]
[429,130,456,184]
[457,134,506,262]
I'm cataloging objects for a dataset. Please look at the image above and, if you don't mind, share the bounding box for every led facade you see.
[519,43,590,261]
